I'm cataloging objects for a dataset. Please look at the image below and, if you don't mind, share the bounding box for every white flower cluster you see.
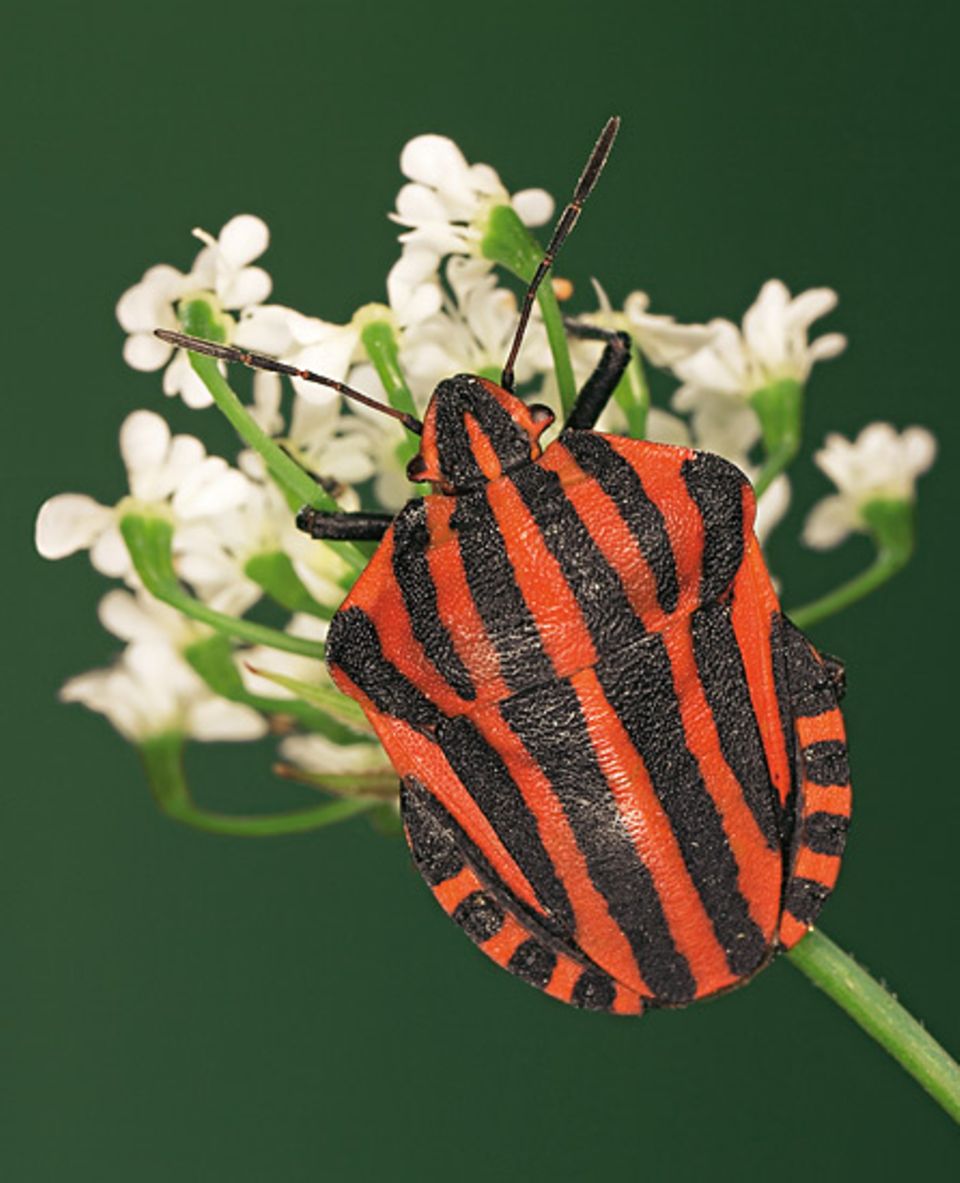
[36,129,936,793]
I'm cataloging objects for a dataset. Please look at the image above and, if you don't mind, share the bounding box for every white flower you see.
[623,290,719,368]
[803,423,937,549]
[190,215,272,309]
[61,639,266,743]
[35,410,251,580]
[117,214,272,408]
[672,280,846,430]
[235,303,361,406]
[237,615,327,699]
[172,476,291,615]
[400,257,550,399]
[387,133,553,325]
[98,586,207,650]
[278,731,393,779]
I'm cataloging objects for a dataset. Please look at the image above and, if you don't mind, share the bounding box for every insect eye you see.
[406,454,428,482]
[528,404,556,428]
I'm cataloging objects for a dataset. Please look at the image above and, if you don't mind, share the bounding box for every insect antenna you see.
[500,115,620,393]
[154,329,423,435]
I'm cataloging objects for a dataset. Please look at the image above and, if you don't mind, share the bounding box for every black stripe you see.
[326,606,440,733]
[681,452,748,602]
[391,501,476,701]
[401,777,599,971]
[803,812,850,857]
[434,375,531,488]
[507,940,557,989]
[803,740,850,786]
[770,614,804,851]
[691,602,780,850]
[784,877,830,926]
[596,636,769,979]
[561,431,680,615]
[571,969,617,1012]
[436,715,574,931]
[452,891,505,942]
[401,778,465,886]
[450,487,554,692]
[509,462,648,656]
[500,678,696,1004]
[777,615,840,718]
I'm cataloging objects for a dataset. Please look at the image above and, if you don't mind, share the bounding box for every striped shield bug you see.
[162,117,850,1015]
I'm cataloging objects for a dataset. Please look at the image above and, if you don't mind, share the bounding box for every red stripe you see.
[484,476,597,678]
[796,709,847,750]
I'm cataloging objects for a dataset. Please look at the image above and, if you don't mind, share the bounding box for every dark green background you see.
[6,2,958,1178]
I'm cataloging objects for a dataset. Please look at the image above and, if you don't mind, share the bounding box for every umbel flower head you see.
[116,215,272,407]
[804,423,937,549]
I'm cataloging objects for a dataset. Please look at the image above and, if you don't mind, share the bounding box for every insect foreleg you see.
[562,321,632,431]
[295,508,393,541]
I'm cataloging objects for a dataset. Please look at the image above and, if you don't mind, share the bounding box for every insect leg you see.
[400,776,644,1015]
[295,508,392,541]
[562,320,632,431]
[774,617,852,949]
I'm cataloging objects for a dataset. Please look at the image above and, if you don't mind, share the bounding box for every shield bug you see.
[160,118,850,1014]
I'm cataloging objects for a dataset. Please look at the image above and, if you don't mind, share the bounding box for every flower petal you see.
[123,332,173,372]
[187,697,267,741]
[217,214,270,268]
[803,494,857,549]
[35,494,113,559]
[512,188,554,226]
[220,266,272,310]
[120,410,170,478]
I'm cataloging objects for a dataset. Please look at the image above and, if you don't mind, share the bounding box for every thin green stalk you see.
[360,318,421,475]
[788,551,904,630]
[536,279,577,415]
[141,733,379,838]
[753,440,798,499]
[188,354,367,574]
[360,319,419,420]
[121,514,326,660]
[788,929,960,1124]
[751,379,803,498]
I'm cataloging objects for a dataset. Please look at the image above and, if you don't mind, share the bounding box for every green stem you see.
[360,319,418,420]
[749,378,804,498]
[360,318,421,474]
[753,440,797,499]
[121,514,327,660]
[536,280,577,416]
[788,550,904,630]
[188,354,367,574]
[788,929,960,1125]
[141,733,379,837]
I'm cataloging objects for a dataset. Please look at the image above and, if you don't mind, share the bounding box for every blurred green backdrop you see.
[5,1,959,1178]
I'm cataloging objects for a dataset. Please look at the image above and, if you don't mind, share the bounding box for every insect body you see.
[161,118,850,1014]
[323,376,850,1013]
